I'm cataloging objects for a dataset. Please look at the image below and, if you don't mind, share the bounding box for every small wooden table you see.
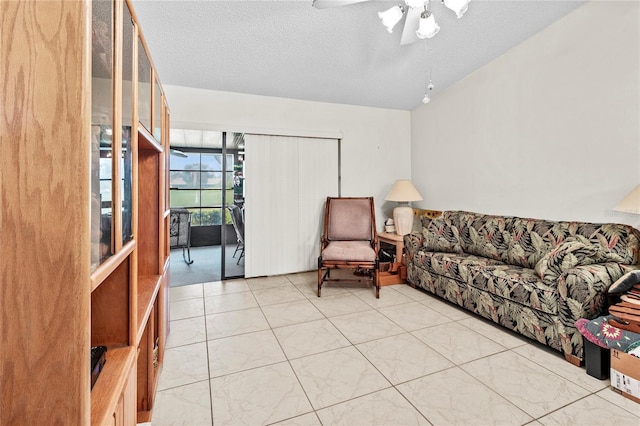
[378,232,407,285]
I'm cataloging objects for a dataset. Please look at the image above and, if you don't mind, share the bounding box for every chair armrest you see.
[557,262,631,325]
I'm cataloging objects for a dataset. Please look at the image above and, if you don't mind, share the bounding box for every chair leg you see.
[317,267,323,297]
[183,247,194,265]
[374,269,380,299]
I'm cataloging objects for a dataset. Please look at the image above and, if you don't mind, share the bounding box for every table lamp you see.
[385,179,423,235]
[614,185,640,215]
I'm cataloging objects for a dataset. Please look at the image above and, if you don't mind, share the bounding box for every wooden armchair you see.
[317,197,380,298]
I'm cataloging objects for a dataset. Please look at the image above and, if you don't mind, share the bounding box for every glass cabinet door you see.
[153,79,163,142]
[91,0,114,271]
[137,38,152,132]
[122,3,134,245]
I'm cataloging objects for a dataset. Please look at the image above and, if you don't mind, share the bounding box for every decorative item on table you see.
[385,179,423,236]
[384,218,395,233]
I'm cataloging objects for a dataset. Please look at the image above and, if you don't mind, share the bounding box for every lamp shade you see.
[378,6,404,33]
[385,179,423,202]
[444,0,470,18]
[614,185,640,214]
[416,12,440,39]
[385,180,422,235]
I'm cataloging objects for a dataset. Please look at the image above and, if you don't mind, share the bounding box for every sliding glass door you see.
[168,130,245,284]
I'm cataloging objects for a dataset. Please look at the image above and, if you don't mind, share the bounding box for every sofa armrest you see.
[557,262,630,326]
[404,232,423,259]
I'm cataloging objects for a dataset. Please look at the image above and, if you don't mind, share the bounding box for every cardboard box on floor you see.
[610,349,640,404]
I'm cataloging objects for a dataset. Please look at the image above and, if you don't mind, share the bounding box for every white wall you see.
[411,1,640,228]
[164,86,411,228]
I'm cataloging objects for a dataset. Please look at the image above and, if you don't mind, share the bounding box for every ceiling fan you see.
[312,0,470,45]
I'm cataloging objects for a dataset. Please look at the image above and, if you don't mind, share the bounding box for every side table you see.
[378,231,407,285]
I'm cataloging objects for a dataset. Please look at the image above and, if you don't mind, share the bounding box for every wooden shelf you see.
[137,274,162,345]
[91,346,136,425]
[138,125,163,153]
[91,240,136,292]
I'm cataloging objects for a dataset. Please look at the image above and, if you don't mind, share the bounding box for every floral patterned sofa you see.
[404,210,640,364]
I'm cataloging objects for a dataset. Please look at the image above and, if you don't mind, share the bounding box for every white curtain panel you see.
[244,135,339,277]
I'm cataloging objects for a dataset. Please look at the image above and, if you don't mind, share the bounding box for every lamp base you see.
[393,205,414,236]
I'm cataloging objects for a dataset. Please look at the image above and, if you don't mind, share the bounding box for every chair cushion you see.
[327,198,372,241]
[321,241,376,262]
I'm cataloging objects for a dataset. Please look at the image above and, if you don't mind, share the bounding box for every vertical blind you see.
[244,135,339,277]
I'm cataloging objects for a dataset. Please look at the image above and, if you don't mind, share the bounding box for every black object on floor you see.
[584,338,609,380]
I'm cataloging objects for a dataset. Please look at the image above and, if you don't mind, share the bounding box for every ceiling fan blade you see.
[400,7,422,45]
[312,0,370,9]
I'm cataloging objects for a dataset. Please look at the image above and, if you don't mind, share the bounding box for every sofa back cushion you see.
[421,216,462,253]
[533,237,601,281]
[447,211,513,262]
[426,212,640,270]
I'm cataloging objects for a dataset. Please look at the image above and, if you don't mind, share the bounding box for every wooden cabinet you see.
[1,0,170,423]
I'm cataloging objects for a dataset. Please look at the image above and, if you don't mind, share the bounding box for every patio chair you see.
[170,208,194,264]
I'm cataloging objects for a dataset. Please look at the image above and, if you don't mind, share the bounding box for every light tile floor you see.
[152,272,640,426]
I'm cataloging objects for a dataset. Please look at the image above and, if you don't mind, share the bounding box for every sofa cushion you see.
[472,264,559,315]
[422,217,462,253]
[452,211,513,262]
[534,237,601,281]
[413,251,504,284]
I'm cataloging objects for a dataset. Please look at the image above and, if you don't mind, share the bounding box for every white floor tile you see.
[329,310,405,344]
[170,298,205,321]
[261,299,325,328]
[252,285,306,306]
[273,319,350,359]
[458,316,529,349]
[397,367,533,425]
[152,380,211,426]
[461,351,591,418]
[356,333,454,384]
[316,388,429,425]
[310,293,372,318]
[513,344,609,393]
[538,393,640,425]
[205,307,270,339]
[246,275,292,290]
[157,342,209,391]
[210,362,312,425]
[202,279,250,297]
[169,283,203,302]
[290,346,391,409]
[270,412,321,426]
[379,301,451,331]
[596,387,640,417]
[166,316,207,349]
[208,330,285,377]
[204,291,257,314]
[412,321,507,364]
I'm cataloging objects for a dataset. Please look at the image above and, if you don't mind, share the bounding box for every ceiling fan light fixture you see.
[416,11,440,39]
[443,0,470,18]
[378,5,405,33]
[404,0,428,9]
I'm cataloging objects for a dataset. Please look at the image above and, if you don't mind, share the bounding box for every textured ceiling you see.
[131,0,586,111]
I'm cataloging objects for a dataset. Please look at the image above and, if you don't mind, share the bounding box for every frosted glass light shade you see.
[416,13,440,39]
[444,0,470,18]
[614,185,640,214]
[404,0,427,8]
[378,6,404,33]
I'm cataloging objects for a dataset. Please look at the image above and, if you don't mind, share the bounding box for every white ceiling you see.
[131,0,586,111]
